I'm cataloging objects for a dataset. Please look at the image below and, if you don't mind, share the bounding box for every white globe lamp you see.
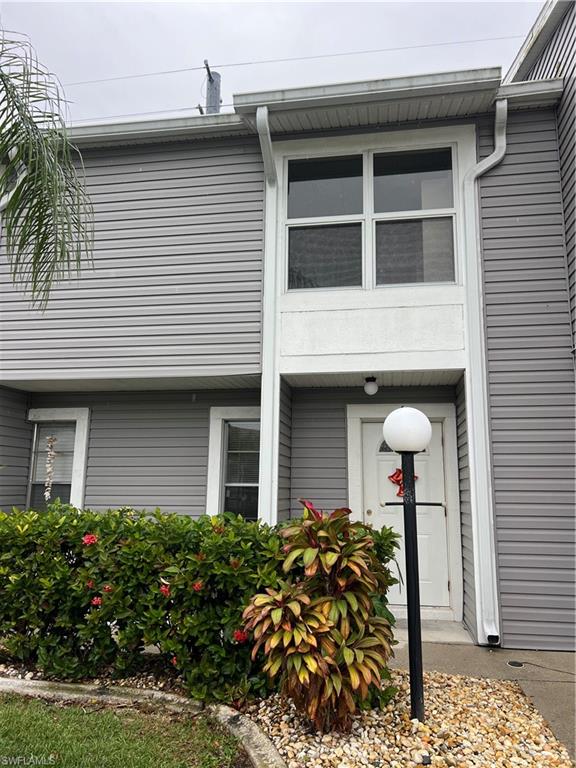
[383,406,432,454]
[364,377,379,396]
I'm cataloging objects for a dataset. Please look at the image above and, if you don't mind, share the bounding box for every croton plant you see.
[242,500,395,732]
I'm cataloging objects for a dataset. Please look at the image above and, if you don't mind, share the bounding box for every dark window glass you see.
[288,156,363,218]
[29,423,75,510]
[379,440,393,453]
[376,218,454,285]
[223,421,259,519]
[288,224,362,289]
[223,486,259,521]
[374,149,453,213]
[30,483,72,511]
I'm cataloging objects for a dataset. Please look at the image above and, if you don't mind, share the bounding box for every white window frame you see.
[206,406,261,516]
[27,408,90,508]
[279,130,467,295]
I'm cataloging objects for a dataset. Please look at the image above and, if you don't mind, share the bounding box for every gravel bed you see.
[244,669,573,768]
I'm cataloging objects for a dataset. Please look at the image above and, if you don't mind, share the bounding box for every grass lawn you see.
[0,695,249,768]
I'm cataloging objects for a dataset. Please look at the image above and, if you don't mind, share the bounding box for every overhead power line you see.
[64,34,524,87]
[70,104,235,123]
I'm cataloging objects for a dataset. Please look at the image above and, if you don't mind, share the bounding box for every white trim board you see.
[346,402,463,623]
[206,406,261,518]
[27,408,90,508]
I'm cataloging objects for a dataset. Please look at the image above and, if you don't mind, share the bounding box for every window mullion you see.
[363,151,374,291]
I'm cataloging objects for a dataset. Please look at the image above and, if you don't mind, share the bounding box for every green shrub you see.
[0,503,281,701]
[0,502,397,706]
[243,501,395,732]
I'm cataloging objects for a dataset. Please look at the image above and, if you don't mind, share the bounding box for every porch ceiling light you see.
[364,376,378,396]
[383,406,432,454]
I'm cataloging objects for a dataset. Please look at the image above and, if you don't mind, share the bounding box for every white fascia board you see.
[504,1,572,84]
[67,113,250,147]
[497,78,564,107]
[234,68,502,114]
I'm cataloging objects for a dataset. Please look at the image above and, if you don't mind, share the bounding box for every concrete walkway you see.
[390,631,575,760]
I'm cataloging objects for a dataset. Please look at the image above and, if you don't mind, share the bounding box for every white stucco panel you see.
[280,304,464,357]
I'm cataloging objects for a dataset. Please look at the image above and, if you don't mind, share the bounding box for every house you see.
[0,0,574,652]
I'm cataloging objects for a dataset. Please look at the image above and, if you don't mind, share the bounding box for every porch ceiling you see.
[3,373,262,393]
[282,370,463,388]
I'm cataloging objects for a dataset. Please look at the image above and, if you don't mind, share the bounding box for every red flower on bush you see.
[82,533,99,546]
[171,656,178,666]
[192,581,203,592]
[160,584,171,597]
[103,584,113,593]
[233,629,249,644]
[86,580,95,589]
[91,596,102,606]
[230,558,241,570]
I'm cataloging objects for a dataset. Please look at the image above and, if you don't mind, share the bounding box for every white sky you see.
[0,0,544,124]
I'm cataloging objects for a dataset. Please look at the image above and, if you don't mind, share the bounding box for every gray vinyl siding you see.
[290,386,456,518]
[478,109,576,650]
[29,390,260,515]
[0,139,264,382]
[277,379,292,521]
[0,387,33,510]
[455,377,476,641]
[525,2,576,343]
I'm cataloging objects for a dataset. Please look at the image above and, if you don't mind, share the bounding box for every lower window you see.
[26,407,90,510]
[375,217,454,285]
[29,422,76,511]
[288,223,362,289]
[222,420,260,520]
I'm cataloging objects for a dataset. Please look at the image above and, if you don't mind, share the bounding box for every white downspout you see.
[462,98,508,645]
[255,106,280,524]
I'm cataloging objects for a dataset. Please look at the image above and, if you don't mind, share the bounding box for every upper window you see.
[373,149,453,212]
[286,147,455,291]
[288,156,363,218]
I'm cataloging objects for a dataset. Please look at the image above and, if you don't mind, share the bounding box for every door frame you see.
[346,402,463,622]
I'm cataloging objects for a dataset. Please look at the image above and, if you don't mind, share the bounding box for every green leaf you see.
[343,647,354,666]
[282,548,304,572]
[302,548,318,567]
[271,608,283,626]
[324,551,339,568]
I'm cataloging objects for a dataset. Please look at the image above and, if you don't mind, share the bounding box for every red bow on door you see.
[388,467,418,497]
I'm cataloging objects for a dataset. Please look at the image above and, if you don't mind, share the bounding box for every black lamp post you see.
[383,406,432,722]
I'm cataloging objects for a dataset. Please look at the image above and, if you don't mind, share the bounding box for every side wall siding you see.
[277,379,292,521]
[290,386,457,517]
[478,108,576,650]
[0,387,33,510]
[29,390,260,516]
[0,138,264,382]
[455,377,476,640]
[526,3,576,342]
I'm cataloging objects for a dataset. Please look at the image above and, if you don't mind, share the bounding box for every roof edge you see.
[504,0,573,83]
[233,67,502,113]
[497,77,564,106]
[67,112,249,147]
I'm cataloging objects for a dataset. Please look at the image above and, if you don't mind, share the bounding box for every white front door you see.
[362,420,450,607]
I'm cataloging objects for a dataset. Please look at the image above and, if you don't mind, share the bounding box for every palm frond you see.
[0,29,93,307]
